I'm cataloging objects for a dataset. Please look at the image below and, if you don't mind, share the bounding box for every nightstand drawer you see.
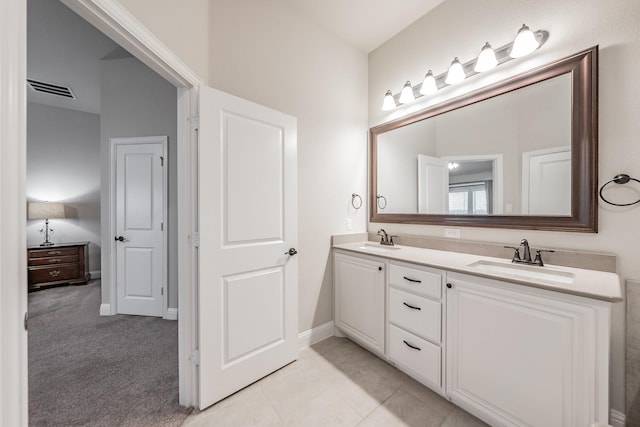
[389,287,441,343]
[29,265,79,285]
[29,247,79,259]
[28,255,78,266]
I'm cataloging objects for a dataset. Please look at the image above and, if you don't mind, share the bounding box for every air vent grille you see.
[27,79,76,99]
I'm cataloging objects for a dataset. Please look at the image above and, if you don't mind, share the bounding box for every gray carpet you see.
[28,281,192,426]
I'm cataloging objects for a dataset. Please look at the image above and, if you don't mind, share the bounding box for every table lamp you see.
[28,202,66,246]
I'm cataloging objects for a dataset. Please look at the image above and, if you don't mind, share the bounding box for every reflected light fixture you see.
[399,81,415,104]
[474,42,498,72]
[448,162,459,170]
[445,57,466,85]
[510,24,540,58]
[419,70,438,95]
[382,90,397,111]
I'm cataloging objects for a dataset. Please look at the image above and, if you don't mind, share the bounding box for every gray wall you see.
[100,56,178,310]
[27,103,101,275]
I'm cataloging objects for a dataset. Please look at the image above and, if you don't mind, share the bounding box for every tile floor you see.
[183,336,488,426]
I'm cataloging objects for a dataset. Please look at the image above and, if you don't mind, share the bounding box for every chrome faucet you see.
[377,229,396,246]
[504,239,555,266]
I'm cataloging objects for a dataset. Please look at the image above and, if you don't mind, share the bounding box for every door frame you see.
[521,146,571,214]
[110,136,169,318]
[442,154,504,214]
[1,0,203,422]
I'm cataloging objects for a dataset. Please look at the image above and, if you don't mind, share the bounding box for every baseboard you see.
[165,308,178,321]
[610,409,625,427]
[89,270,101,280]
[99,304,111,316]
[298,321,334,350]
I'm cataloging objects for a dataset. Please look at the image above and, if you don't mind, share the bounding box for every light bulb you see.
[399,81,415,104]
[510,24,539,58]
[419,70,438,95]
[445,57,466,85]
[381,90,397,111]
[448,162,459,170]
[474,42,498,72]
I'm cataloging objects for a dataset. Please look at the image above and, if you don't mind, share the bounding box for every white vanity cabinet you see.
[446,272,610,427]
[333,250,386,356]
[387,261,445,392]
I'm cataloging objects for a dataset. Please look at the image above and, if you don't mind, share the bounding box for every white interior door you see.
[418,154,449,214]
[522,147,571,215]
[198,86,298,409]
[113,137,167,317]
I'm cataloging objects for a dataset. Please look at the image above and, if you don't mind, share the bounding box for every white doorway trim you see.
[110,136,169,318]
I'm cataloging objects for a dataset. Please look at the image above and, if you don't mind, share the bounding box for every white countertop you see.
[333,241,623,302]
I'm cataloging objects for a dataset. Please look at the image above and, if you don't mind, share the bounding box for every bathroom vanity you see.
[333,240,621,427]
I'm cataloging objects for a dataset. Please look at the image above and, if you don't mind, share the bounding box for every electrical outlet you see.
[444,228,461,239]
[345,218,352,231]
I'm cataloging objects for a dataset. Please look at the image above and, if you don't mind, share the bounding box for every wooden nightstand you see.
[27,242,90,291]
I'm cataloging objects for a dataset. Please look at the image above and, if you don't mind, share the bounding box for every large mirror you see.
[370,46,598,232]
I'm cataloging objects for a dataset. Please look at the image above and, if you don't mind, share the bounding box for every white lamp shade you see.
[419,70,438,95]
[398,81,415,104]
[445,58,466,85]
[28,202,66,220]
[510,24,539,58]
[474,42,498,72]
[382,90,397,111]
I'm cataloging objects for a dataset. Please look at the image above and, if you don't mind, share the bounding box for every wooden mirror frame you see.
[370,46,598,232]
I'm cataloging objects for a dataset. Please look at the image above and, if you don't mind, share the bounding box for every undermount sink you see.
[467,260,575,284]
[358,243,401,253]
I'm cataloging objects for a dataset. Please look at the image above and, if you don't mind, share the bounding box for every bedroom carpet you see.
[28,281,192,426]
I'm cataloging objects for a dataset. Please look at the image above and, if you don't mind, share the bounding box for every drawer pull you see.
[48,250,62,255]
[403,340,421,351]
[50,258,62,263]
[402,302,421,311]
[49,270,61,277]
[403,276,422,283]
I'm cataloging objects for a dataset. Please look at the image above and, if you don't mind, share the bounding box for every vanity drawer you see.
[389,287,441,343]
[389,262,442,299]
[389,324,441,388]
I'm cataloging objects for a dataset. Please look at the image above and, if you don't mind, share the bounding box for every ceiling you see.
[27,0,446,114]
[281,0,446,53]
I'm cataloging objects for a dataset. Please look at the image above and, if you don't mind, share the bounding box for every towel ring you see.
[376,194,387,210]
[351,193,362,210]
[599,174,640,206]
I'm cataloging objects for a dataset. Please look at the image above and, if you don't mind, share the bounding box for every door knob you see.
[115,236,125,242]
[285,248,298,256]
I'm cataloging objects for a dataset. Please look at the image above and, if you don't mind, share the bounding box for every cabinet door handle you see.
[403,276,421,283]
[403,302,421,311]
[49,270,61,277]
[403,340,421,351]
[446,283,452,289]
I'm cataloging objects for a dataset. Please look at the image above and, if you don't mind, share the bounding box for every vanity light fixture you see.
[419,70,438,95]
[399,81,415,104]
[381,24,545,111]
[445,57,466,85]
[474,42,498,72]
[510,24,540,58]
[382,90,398,111]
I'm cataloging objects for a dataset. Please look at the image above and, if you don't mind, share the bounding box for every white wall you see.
[27,103,101,275]
[369,0,640,415]
[208,0,369,332]
[100,56,178,309]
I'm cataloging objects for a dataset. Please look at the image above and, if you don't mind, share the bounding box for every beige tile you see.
[281,389,362,427]
[400,377,454,418]
[357,388,447,427]
[182,386,280,427]
[332,367,402,417]
[441,407,489,427]
[259,355,340,419]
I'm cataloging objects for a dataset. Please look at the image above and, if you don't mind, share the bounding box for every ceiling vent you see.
[27,79,76,99]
